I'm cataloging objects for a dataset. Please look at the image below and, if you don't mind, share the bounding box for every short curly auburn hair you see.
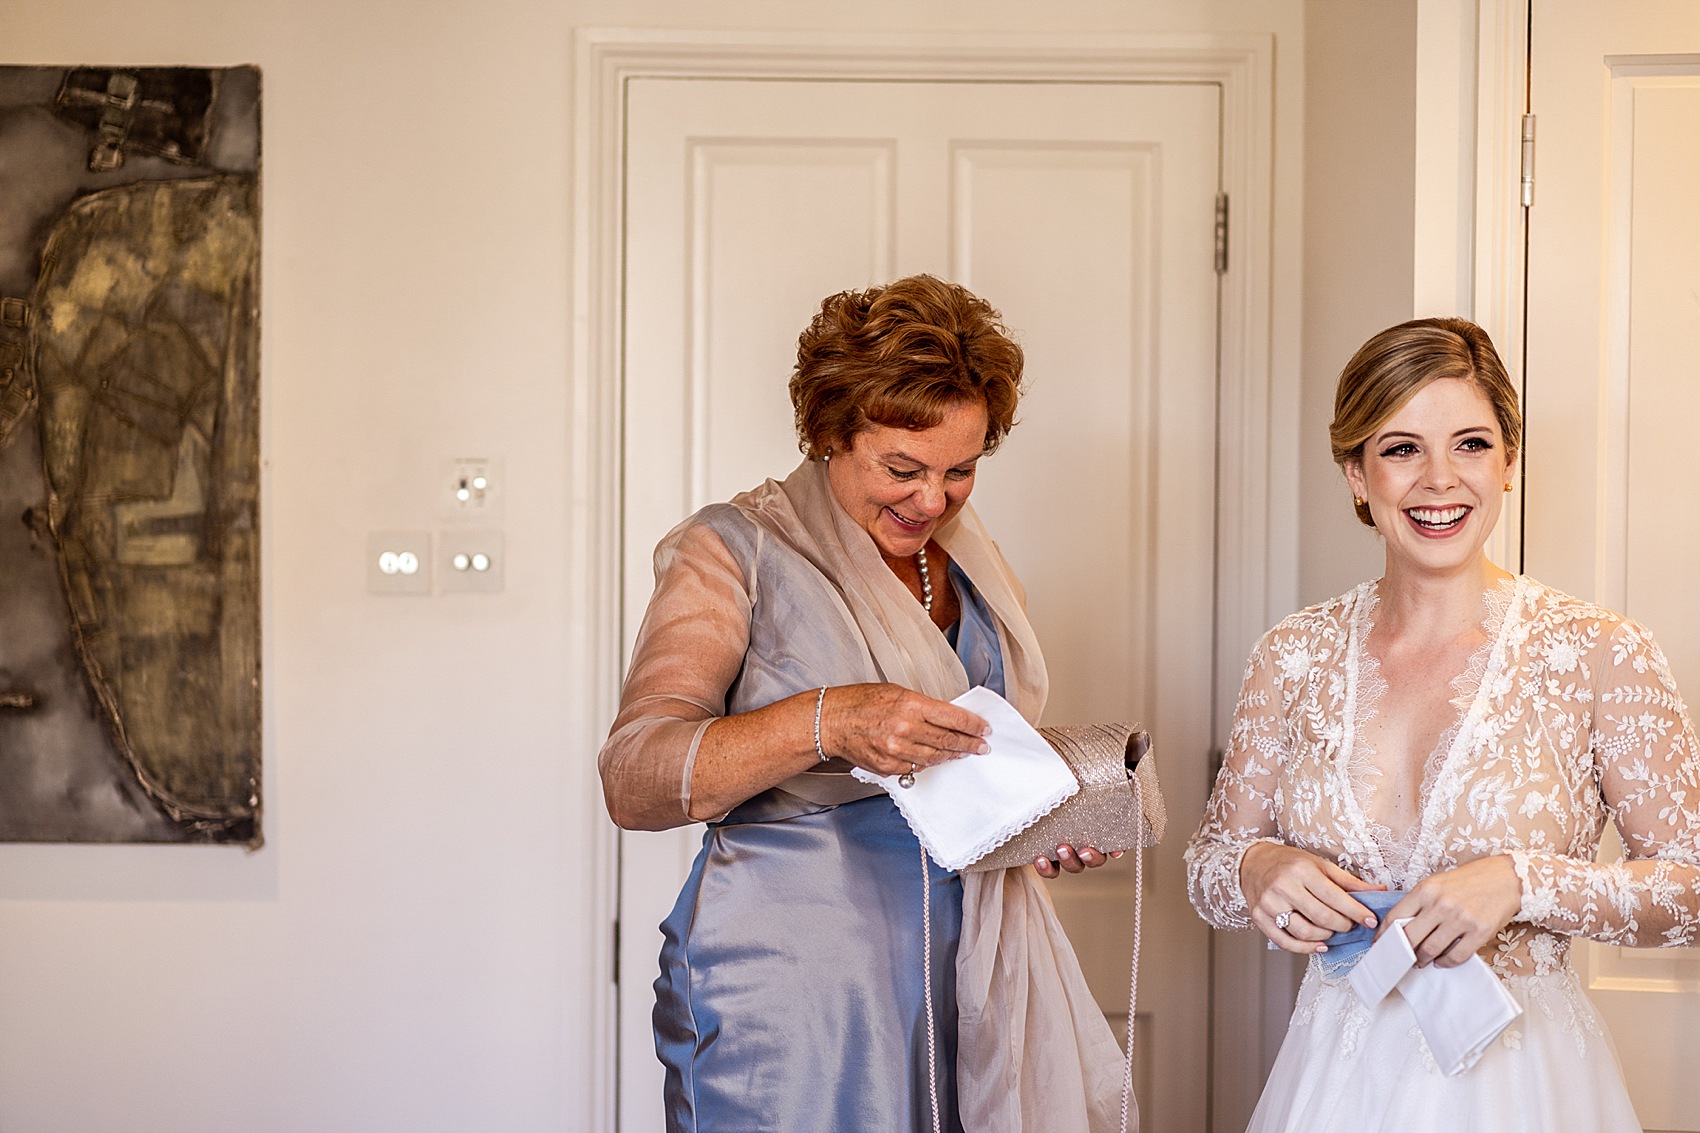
[789,274,1025,460]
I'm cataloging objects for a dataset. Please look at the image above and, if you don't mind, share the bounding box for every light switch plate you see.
[368,531,432,595]
[439,529,504,593]
[444,456,503,521]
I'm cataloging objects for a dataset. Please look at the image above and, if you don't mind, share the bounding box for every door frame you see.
[567,28,1279,1130]
[1468,0,1530,571]
[1412,0,1530,569]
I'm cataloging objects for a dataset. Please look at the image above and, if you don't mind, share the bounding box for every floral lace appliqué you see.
[1348,579,1524,890]
[1186,577,1700,979]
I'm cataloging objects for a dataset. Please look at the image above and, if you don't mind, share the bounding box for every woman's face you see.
[825,399,989,562]
[1344,376,1515,577]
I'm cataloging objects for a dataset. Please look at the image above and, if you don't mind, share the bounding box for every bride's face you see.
[1344,377,1515,577]
[825,399,988,562]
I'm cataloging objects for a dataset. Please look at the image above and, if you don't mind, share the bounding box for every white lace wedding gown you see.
[1187,576,1700,1132]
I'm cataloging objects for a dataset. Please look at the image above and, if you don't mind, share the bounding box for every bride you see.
[1187,317,1700,1131]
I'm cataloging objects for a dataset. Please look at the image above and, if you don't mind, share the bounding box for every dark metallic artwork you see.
[0,66,260,844]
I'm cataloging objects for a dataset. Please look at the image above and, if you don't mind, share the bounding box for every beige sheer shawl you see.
[602,459,1131,1131]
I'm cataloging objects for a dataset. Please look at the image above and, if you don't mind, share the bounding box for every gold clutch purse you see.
[965,722,1160,872]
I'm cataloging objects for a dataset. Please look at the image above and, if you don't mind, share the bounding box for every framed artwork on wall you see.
[0,65,261,845]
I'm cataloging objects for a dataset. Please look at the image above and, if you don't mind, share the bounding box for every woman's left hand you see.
[1033,845,1123,878]
[1382,855,1523,968]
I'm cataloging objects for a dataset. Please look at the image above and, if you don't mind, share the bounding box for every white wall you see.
[3,2,1307,1130]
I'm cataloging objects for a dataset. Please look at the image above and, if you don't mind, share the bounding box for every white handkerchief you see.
[1348,916,1420,1007]
[850,686,1079,871]
[1397,953,1522,1075]
[1348,917,1523,1076]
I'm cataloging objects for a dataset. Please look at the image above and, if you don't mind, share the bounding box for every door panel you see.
[1525,7,1700,1129]
[620,77,1220,1133]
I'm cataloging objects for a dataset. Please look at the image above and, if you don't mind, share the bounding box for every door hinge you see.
[1213,192,1229,275]
[1519,113,1536,208]
[612,918,621,984]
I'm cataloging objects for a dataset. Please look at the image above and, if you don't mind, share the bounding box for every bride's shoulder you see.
[1516,575,1629,634]
[1253,583,1369,658]
[1515,576,1674,674]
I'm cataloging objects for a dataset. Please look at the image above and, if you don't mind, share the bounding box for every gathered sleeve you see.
[598,521,753,831]
[1186,633,1289,930]
[1512,620,1700,947]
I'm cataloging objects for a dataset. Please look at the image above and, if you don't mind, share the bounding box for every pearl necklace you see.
[916,547,933,615]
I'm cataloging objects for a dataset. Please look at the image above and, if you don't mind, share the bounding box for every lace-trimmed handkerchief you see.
[851,685,1079,871]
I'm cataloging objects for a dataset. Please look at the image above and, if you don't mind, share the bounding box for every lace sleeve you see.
[1512,620,1700,946]
[1186,634,1288,930]
[597,521,752,831]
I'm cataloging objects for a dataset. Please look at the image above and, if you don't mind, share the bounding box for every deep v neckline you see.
[1336,575,1527,885]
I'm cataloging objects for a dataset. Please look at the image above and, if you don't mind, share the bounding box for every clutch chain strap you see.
[1119,772,1144,1133]
[920,841,942,1133]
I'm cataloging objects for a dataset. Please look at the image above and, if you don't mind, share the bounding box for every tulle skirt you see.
[1248,961,1641,1133]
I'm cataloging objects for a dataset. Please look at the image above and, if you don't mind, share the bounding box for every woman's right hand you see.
[1240,841,1384,955]
[820,683,990,777]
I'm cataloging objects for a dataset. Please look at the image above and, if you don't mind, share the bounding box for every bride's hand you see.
[1382,855,1521,968]
[1240,841,1384,954]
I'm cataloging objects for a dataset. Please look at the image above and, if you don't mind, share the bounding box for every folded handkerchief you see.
[851,686,1079,871]
[1348,918,1523,1076]
[1347,915,1420,1007]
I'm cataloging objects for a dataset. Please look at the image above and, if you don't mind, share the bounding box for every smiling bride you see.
[1186,317,1700,1132]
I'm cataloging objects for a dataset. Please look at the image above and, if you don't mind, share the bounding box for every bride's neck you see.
[1374,555,1511,645]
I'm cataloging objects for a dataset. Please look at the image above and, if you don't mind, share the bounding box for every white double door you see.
[1522,2,1700,1129]
[617,76,1222,1132]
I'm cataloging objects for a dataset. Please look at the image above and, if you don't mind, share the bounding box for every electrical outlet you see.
[368,531,431,595]
[439,530,504,593]
[444,457,503,521]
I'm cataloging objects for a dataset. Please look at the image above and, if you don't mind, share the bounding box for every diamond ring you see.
[1273,911,1293,931]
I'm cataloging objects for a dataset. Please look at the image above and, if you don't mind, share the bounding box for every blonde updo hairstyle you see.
[790,274,1024,460]
[1329,317,1522,529]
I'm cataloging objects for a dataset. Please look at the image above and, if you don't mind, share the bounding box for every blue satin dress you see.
[654,513,1005,1133]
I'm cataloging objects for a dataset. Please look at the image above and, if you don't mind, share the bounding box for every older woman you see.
[601,275,1130,1133]
[1186,317,1700,1131]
